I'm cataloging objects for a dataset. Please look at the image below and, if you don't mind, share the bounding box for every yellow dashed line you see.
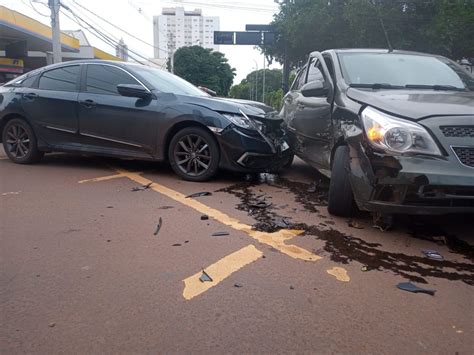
[326,267,350,282]
[183,244,263,300]
[112,167,320,262]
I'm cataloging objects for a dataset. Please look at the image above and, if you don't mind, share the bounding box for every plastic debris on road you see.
[131,182,152,191]
[186,191,212,198]
[421,249,444,261]
[212,232,229,236]
[154,217,163,236]
[199,270,213,282]
[396,282,436,296]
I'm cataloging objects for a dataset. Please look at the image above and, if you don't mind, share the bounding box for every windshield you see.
[131,65,208,97]
[338,52,474,91]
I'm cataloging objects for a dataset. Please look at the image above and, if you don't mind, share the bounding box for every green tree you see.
[173,46,236,96]
[263,0,474,67]
[229,69,284,109]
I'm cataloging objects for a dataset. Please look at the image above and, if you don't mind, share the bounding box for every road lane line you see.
[183,244,263,300]
[78,174,125,184]
[112,167,320,262]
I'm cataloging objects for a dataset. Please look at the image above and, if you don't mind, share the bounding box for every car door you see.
[288,53,334,170]
[77,63,159,157]
[21,64,81,147]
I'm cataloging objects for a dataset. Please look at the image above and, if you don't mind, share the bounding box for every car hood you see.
[177,94,269,118]
[347,88,474,120]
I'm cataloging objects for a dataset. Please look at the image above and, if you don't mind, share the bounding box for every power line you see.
[23,0,50,17]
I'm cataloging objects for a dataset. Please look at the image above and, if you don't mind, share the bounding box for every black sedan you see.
[0,60,291,181]
[281,49,474,216]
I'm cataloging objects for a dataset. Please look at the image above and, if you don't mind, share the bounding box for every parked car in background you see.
[0,60,292,181]
[281,49,474,216]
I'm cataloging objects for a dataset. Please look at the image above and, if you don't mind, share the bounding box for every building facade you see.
[153,7,219,61]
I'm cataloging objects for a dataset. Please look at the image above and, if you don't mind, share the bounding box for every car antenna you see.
[379,17,393,53]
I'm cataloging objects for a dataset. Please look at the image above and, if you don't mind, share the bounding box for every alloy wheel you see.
[5,124,30,159]
[173,134,212,177]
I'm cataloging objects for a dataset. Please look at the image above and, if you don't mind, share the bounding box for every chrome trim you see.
[207,126,223,134]
[81,132,143,148]
[237,152,270,166]
[45,125,76,134]
[450,145,474,169]
[85,63,151,93]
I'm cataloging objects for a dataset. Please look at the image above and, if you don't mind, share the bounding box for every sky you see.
[1,0,282,84]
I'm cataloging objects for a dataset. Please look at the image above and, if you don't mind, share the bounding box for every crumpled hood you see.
[347,88,474,120]
[177,94,267,117]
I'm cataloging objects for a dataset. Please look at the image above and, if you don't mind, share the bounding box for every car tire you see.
[327,145,354,217]
[2,118,44,164]
[168,126,220,182]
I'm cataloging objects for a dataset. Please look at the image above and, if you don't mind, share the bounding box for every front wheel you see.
[168,126,220,182]
[2,118,44,164]
[327,145,354,217]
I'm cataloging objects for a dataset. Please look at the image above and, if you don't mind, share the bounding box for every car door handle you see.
[79,99,96,108]
[24,93,38,100]
[297,103,305,110]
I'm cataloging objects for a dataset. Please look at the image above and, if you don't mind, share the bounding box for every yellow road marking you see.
[183,244,263,300]
[326,267,350,282]
[113,167,320,262]
[78,173,125,184]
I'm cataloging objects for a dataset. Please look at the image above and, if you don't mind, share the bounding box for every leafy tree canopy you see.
[263,0,474,67]
[173,46,236,96]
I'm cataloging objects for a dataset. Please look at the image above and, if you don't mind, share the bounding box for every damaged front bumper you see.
[347,142,474,215]
[215,122,292,173]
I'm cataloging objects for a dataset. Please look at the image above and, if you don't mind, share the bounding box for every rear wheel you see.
[327,145,354,217]
[168,126,220,182]
[2,118,44,164]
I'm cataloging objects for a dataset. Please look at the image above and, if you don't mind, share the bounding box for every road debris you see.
[372,213,393,232]
[462,279,474,286]
[212,232,229,237]
[157,206,174,210]
[248,200,272,209]
[48,322,56,328]
[106,206,113,208]
[348,219,364,229]
[421,249,444,261]
[131,182,152,191]
[154,218,163,236]
[201,214,209,220]
[361,266,368,272]
[234,283,243,288]
[172,243,182,247]
[186,191,212,198]
[289,285,294,290]
[326,267,350,282]
[396,282,436,296]
[199,269,213,282]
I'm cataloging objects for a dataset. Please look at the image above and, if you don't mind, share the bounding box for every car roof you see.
[34,59,152,72]
[321,48,442,57]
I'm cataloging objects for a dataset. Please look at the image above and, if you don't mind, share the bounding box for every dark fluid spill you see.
[218,174,474,285]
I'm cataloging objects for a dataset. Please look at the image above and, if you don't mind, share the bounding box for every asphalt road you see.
[1,148,473,354]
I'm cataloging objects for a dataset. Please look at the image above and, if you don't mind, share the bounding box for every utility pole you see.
[252,59,258,102]
[48,0,62,63]
[262,52,266,103]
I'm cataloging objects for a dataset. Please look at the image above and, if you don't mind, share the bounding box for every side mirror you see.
[117,84,150,98]
[301,80,329,97]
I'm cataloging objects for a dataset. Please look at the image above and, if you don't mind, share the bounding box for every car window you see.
[291,66,307,91]
[19,74,38,88]
[85,65,141,95]
[38,66,80,91]
[323,56,336,83]
[307,57,325,84]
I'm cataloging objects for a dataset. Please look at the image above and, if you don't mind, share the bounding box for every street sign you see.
[235,31,262,45]
[245,24,273,32]
[214,31,234,45]
[263,32,276,45]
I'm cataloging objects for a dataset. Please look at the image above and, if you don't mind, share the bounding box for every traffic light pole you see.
[48,0,62,63]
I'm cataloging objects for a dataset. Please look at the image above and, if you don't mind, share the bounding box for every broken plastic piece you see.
[199,270,213,282]
[201,215,209,220]
[186,191,212,198]
[249,201,271,209]
[421,249,443,261]
[348,219,364,229]
[234,283,243,288]
[172,243,181,247]
[212,232,229,236]
[396,282,436,296]
[131,182,153,191]
[154,217,163,236]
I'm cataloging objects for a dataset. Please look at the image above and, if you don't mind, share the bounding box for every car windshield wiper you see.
[404,84,465,91]
[349,83,404,90]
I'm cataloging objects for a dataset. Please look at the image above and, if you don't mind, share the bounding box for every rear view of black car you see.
[0,60,291,181]
[281,49,474,216]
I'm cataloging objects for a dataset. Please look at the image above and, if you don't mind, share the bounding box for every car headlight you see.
[222,113,255,130]
[361,106,442,156]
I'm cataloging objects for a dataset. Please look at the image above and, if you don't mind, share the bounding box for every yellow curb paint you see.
[183,244,263,300]
[326,267,350,282]
[78,174,125,184]
[112,167,320,262]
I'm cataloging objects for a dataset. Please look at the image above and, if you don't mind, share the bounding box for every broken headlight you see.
[361,106,441,156]
[221,113,254,130]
